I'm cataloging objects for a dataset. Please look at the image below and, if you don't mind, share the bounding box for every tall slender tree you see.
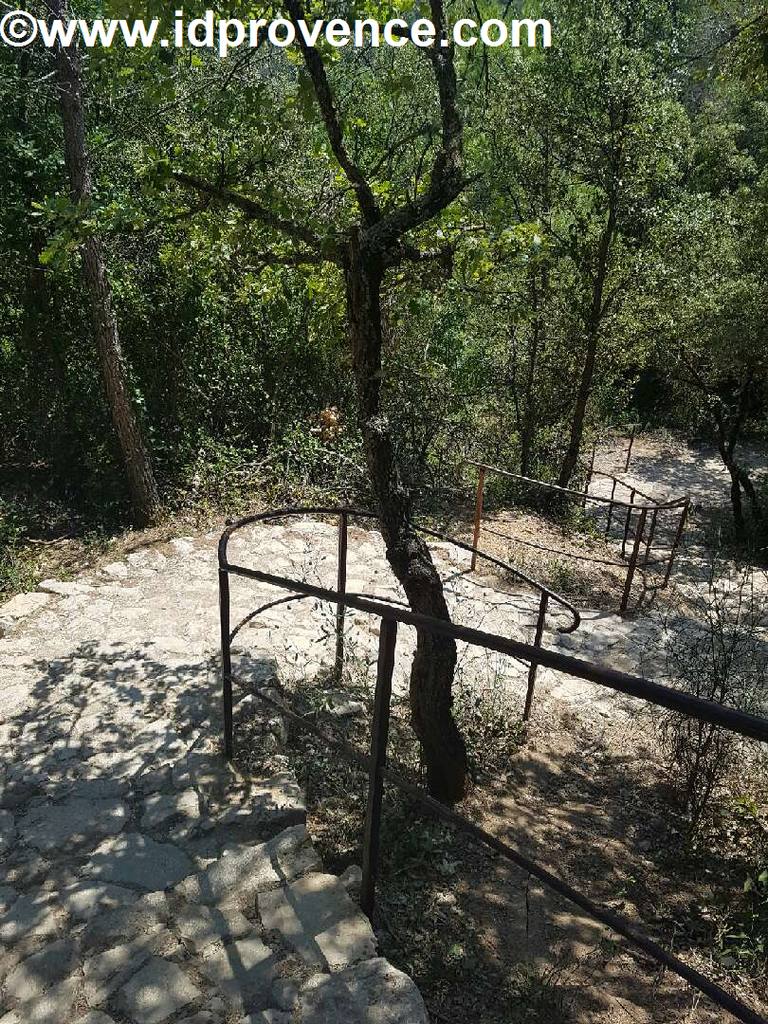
[51,0,160,525]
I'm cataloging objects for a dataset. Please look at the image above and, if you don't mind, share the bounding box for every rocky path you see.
[0,499,732,1024]
[0,528,430,1024]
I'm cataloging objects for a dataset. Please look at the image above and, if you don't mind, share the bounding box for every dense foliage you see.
[1,0,766,540]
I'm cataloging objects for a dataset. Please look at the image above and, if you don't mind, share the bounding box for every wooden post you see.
[523,592,548,722]
[334,511,348,678]
[360,617,398,920]
[663,499,690,588]
[620,508,647,615]
[470,466,486,571]
[219,568,234,760]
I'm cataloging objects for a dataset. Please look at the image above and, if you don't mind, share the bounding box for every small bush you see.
[657,563,767,838]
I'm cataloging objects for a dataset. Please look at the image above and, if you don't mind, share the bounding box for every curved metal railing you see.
[217,506,768,1024]
[219,506,580,723]
[465,460,690,613]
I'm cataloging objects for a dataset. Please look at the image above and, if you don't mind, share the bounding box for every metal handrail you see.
[220,506,579,723]
[589,466,657,505]
[465,461,691,614]
[219,505,581,632]
[218,507,768,1024]
[466,460,687,512]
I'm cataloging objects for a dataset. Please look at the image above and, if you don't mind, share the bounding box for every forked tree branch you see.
[175,0,466,264]
[172,171,331,255]
[366,0,466,253]
[284,0,381,227]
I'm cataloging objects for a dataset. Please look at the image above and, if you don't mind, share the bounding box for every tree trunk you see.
[737,465,762,522]
[713,397,763,539]
[558,208,616,488]
[519,272,544,478]
[345,229,468,804]
[14,50,67,449]
[52,4,160,525]
[729,470,745,538]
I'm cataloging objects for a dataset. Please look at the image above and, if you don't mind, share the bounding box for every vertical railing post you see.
[360,617,398,921]
[643,507,659,567]
[663,498,690,588]
[625,424,636,473]
[605,478,618,537]
[470,466,486,571]
[621,488,636,558]
[335,511,348,679]
[219,567,234,761]
[523,591,548,722]
[583,442,596,509]
[620,508,647,615]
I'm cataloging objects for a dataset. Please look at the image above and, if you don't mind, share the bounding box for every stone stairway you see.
[0,738,428,1024]
[0,529,429,1023]
[0,511,674,1024]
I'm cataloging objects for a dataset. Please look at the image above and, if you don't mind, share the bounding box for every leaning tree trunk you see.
[53,5,160,526]
[558,209,616,489]
[558,328,598,488]
[345,230,468,804]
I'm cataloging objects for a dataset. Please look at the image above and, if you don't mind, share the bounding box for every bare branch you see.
[284,0,380,226]
[172,171,333,255]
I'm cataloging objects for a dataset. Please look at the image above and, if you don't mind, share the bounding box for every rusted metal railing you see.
[218,507,768,1024]
[221,507,578,727]
[465,461,690,615]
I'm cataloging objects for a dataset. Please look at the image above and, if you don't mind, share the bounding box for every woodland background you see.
[1,0,767,589]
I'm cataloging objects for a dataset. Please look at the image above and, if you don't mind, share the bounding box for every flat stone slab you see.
[85,832,194,891]
[140,788,199,830]
[300,957,429,1023]
[0,592,51,620]
[177,825,318,905]
[6,976,79,1023]
[259,873,376,969]
[208,773,305,832]
[197,936,277,1013]
[83,928,179,1007]
[19,797,127,853]
[175,902,252,953]
[0,885,18,911]
[38,579,94,596]
[0,893,62,943]
[79,897,167,951]
[0,810,15,853]
[4,938,79,1003]
[60,880,138,921]
[117,957,200,1024]
[172,752,236,796]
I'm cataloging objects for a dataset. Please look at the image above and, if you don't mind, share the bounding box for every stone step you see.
[0,819,428,1024]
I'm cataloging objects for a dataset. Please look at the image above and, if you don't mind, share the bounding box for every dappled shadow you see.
[595,438,767,512]
[0,634,321,1019]
[368,709,765,1024]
